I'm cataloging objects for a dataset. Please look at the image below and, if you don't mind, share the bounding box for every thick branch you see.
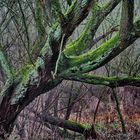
[42,114,96,138]
[61,0,95,38]
[59,18,140,77]
[20,110,96,138]
[120,0,134,47]
[42,0,95,70]
[68,33,119,67]
[63,0,121,56]
[66,74,140,88]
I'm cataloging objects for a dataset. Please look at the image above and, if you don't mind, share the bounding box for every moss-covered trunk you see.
[0,23,62,139]
[0,63,61,139]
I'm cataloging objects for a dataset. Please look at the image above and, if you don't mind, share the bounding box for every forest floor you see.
[95,120,140,140]
[69,106,140,140]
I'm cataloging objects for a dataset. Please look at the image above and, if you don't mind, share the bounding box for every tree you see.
[0,0,140,139]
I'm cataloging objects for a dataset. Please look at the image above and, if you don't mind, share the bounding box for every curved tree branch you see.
[63,0,121,56]
[42,114,96,138]
[61,0,95,38]
[59,18,140,77]
[65,74,140,88]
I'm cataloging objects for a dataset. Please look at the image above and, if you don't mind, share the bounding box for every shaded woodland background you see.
[0,0,140,139]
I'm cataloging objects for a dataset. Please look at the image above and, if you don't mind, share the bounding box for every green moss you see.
[11,63,40,104]
[63,3,100,56]
[74,74,140,88]
[68,33,119,66]
[50,22,59,32]
[17,64,34,84]
[19,65,34,75]
[63,29,90,56]
[64,0,77,16]
[68,120,91,130]
[31,0,47,56]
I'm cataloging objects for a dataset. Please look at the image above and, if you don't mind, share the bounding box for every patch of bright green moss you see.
[68,33,119,66]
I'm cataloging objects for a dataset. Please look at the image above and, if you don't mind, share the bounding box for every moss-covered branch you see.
[63,2,100,56]
[42,114,96,138]
[68,33,119,66]
[0,0,95,125]
[63,0,121,56]
[61,0,94,37]
[59,18,140,77]
[65,74,140,88]
[39,0,96,67]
